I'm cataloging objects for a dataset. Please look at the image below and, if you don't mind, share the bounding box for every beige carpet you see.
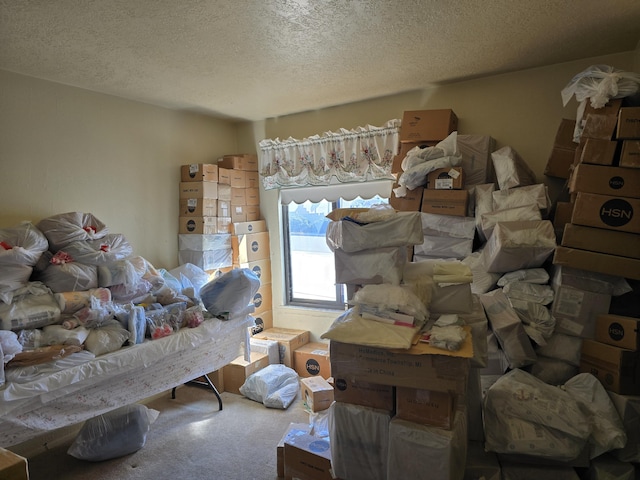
[25,385,310,480]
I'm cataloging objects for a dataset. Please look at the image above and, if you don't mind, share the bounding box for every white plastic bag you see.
[239,364,299,409]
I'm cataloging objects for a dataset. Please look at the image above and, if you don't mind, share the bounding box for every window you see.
[283,195,389,309]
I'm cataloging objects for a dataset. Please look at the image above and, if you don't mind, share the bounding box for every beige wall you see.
[0,70,239,269]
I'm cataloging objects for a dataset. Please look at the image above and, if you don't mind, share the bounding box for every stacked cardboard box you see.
[217,154,261,224]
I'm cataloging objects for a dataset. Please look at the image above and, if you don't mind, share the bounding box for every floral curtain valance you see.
[259,119,401,190]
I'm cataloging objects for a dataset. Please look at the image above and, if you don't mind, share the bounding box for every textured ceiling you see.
[1,0,639,121]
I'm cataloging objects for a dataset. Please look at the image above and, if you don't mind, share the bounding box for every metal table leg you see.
[171,373,223,410]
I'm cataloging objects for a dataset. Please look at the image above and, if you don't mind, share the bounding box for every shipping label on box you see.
[617,107,640,140]
[395,387,455,429]
[294,342,331,379]
[551,284,611,338]
[181,163,219,182]
[400,109,458,142]
[300,376,334,412]
[569,164,640,199]
[252,282,272,315]
[233,231,270,263]
[179,197,217,217]
[426,167,465,189]
[421,189,469,217]
[620,140,640,168]
[330,374,394,411]
[595,314,640,351]
[179,181,218,199]
[230,206,247,223]
[252,327,310,367]
[571,192,640,234]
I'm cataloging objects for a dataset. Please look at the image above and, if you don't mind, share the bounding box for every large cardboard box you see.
[569,164,640,198]
[179,197,217,217]
[245,170,260,188]
[217,200,230,218]
[239,257,271,284]
[561,223,640,259]
[222,351,270,395]
[580,339,640,395]
[218,154,258,171]
[178,249,233,270]
[284,432,333,480]
[178,216,219,234]
[232,231,270,263]
[252,282,272,315]
[277,423,310,479]
[294,342,331,379]
[329,335,472,394]
[571,192,640,234]
[389,182,424,212]
[421,189,469,217]
[180,163,218,182]
[581,113,618,140]
[544,118,578,178]
[426,167,465,189]
[252,327,310,367]
[551,283,612,338]
[178,181,218,199]
[300,376,334,412]
[330,375,394,411]
[0,449,28,480]
[245,205,261,221]
[595,314,640,351]
[620,140,640,168]
[245,187,260,206]
[553,245,640,281]
[400,109,458,142]
[251,309,273,333]
[217,167,231,185]
[617,107,640,139]
[230,187,246,206]
[229,205,247,223]
[217,183,232,202]
[578,138,618,166]
[395,387,456,429]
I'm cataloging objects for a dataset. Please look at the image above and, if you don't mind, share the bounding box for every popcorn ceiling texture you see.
[1,0,639,121]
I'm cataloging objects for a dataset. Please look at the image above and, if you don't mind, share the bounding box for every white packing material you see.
[239,364,299,409]
[249,337,280,365]
[551,265,631,297]
[178,233,231,251]
[413,236,474,259]
[36,260,99,293]
[497,267,550,286]
[84,320,130,357]
[491,145,537,191]
[458,294,489,368]
[529,357,579,385]
[396,154,462,193]
[334,246,407,285]
[178,249,233,271]
[41,325,90,347]
[401,131,458,171]
[36,211,109,252]
[96,258,141,289]
[461,251,501,295]
[483,369,591,461]
[480,203,542,241]
[502,281,554,305]
[0,282,61,331]
[350,283,428,323]
[479,289,537,368]
[457,134,496,186]
[61,234,133,265]
[325,211,423,252]
[563,373,627,459]
[387,408,467,480]
[491,183,550,212]
[0,222,49,267]
[481,220,556,273]
[508,298,555,346]
[329,401,391,480]
[535,332,583,366]
[0,264,33,304]
[608,392,640,463]
[0,331,22,365]
[419,212,476,238]
[54,288,112,315]
[473,183,496,242]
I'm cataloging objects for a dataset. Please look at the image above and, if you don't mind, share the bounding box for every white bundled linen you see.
[387,409,467,480]
[414,236,473,259]
[334,246,407,285]
[350,284,428,323]
[508,298,555,346]
[239,364,299,409]
[483,369,591,461]
[492,183,550,211]
[326,211,423,252]
[200,268,259,319]
[0,222,49,266]
[37,261,98,293]
[36,211,108,252]
[503,281,554,305]
[420,212,476,239]
[329,402,391,480]
[491,145,537,190]
[61,234,133,265]
[481,220,556,273]
[480,203,542,241]
[401,131,458,171]
[97,259,142,289]
[84,320,130,356]
[563,373,627,459]
[0,282,61,331]
[480,289,537,368]
[498,268,550,286]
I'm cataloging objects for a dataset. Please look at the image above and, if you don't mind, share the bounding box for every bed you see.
[0,315,251,448]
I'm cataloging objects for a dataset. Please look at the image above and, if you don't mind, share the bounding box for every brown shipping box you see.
[569,164,640,199]
[617,107,640,139]
[218,154,258,171]
[330,375,394,411]
[561,223,640,259]
[252,310,273,332]
[581,113,618,140]
[252,282,272,316]
[300,376,334,412]
[239,257,272,284]
[595,314,640,351]
[252,327,310,368]
[421,189,469,217]
[389,182,424,212]
[395,387,456,430]
[426,167,465,189]
[179,197,217,217]
[620,140,640,168]
[181,163,219,182]
[580,339,640,395]
[232,231,270,263]
[544,118,578,178]
[553,246,640,281]
[179,181,218,199]
[578,138,618,166]
[571,192,640,234]
[294,342,331,379]
[277,423,310,479]
[400,109,458,142]
[284,432,333,480]
[178,216,219,234]
[222,352,270,395]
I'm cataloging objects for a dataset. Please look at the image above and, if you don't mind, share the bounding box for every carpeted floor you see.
[25,385,311,480]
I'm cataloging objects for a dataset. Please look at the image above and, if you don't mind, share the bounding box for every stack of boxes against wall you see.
[545,103,640,397]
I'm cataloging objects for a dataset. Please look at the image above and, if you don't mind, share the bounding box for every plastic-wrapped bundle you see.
[36,212,108,252]
[480,204,542,241]
[239,364,299,409]
[61,234,133,265]
[492,183,550,212]
[36,259,98,293]
[199,268,260,319]
[54,287,112,314]
[0,282,61,331]
[0,222,49,266]
[0,264,33,304]
[491,146,537,191]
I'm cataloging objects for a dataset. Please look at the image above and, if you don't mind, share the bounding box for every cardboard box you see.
[218,167,231,185]
[178,216,219,234]
[551,283,612,338]
[277,423,311,478]
[179,197,217,217]
[300,376,334,412]
[181,163,218,182]
[252,327,310,367]
[569,164,640,198]
[580,339,640,395]
[216,216,231,233]
[217,183,232,201]
[252,309,273,333]
[581,113,618,140]
[595,314,640,351]
[400,109,458,142]
[245,205,261,221]
[218,154,258,171]
[421,189,469,217]
[230,187,246,206]
[284,432,333,480]
[552,201,574,237]
[571,192,640,234]
[330,375,394,411]
[0,448,28,480]
[620,140,640,168]
[583,98,623,118]
[553,245,640,281]
[245,170,260,188]
[178,233,231,251]
[329,334,472,394]
[245,187,260,206]
[617,107,640,139]
[389,182,423,212]
[578,138,618,166]
[239,257,271,284]
[252,282,272,315]
[395,387,455,429]
[426,167,465,189]
[178,248,233,270]
[561,223,640,259]
[230,205,247,223]
[294,342,331,379]
[178,181,218,199]
[544,146,576,179]
[229,169,246,188]
[222,351,270,395]
[232,231,270,263]
[554,118,579,150]
[217,200,231,217]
